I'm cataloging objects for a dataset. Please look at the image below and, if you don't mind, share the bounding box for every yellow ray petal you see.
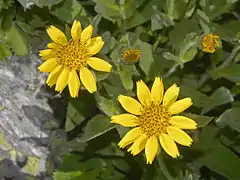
[87,57,112,72]
[168,98,193,114]
[111,114,139,127]
[38,58,58,72]
[128,133,147,156]
[167,126,193,146]
[39,49,53,56]
[145,136,159,164]
[46,26,68,46]
[81,25,93,43]
[87,37,104,55]
[151,77,164,104]
[39,49,57,60]
[118,95,143,115]
[80,67,96,93]
[118,127,142,148]
[46,65,62,87]
[85,37,97,47]
[137,80,151,106]
[163,84,180,107]
[68,70,80,98]
[71,20,82,41]
[47,43,62,50]
[169,116,197,129]
[55,68,70,93]
[159,133,179,158]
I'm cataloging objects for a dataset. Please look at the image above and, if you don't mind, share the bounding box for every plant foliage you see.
[1,0,240,179]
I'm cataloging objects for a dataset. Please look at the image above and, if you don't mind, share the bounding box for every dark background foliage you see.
[0,0,240,179]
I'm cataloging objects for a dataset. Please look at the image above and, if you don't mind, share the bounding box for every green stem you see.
[153,38,161,52]
[218,45,240,69]
[153,35,164,52]
[197,73,210,89]
[157,156,176,180]
[163,64,179,78]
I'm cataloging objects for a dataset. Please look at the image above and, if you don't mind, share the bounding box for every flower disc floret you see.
[139,103,171,136]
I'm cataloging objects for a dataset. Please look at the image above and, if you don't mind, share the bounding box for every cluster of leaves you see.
[2,0,240,179]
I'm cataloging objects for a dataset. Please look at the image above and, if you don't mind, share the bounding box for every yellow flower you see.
[111,77,197,164]
[38,20,112,98]
[201,33,220,53]
[122,49,140,64]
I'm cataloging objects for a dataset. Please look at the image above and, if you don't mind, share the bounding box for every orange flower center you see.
[138,103,171,136]
[57,40,89,70]
[122,49,140,63]
[201,34,220,53]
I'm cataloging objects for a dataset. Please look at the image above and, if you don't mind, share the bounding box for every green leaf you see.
[121,0,145,19]
[184,0,197,18]
[116,125,129,138]
[4,23,29,56]
[126,0,164,29]
[201,87,234,114]
[119,69,134,90]
[54,154,105,180]
[101,31,117,54]
[57,154,104,172]
[0,0,13,11]
[169,19,200,50]
[51,0,87,23]
[179,33,199,63]
[163,52,180,62]
[139,41,154,76]
[53,171,82,180]
[183,113,214,128]
[0,43,11,61]
[165,0,187,20]
[149,52,175,78]
[35,0,63,7]
[0,8,14,31]
[180,85,210,108]
[206,0,236,21]
[151,6,174,31]
[94,71,110,82]
[103,73,128,98]
[95,94,123,117]
[163,33,198,66]
[214,20,240,42]
[196,126,240,180]
[17,0,63,9]
[216,108,240,133]
[196,125,219,148]
[93,0,121,22]
[65,91,97,132]
[209,64,240,82]
[199,143,240,179]
[119,64,139,90]
[196,9,211,33]
[80,114,115,142]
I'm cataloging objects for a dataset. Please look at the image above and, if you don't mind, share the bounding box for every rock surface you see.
[0,52,64,178]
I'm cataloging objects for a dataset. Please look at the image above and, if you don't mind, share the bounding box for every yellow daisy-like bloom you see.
[38,20,112,98]
[201,33,220,53]
[111,77,197,164]
[122,49,140,64]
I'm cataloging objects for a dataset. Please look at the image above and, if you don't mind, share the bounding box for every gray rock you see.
[0,52,63,177]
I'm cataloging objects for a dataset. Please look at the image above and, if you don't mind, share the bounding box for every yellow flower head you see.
[201,33,220,53]
[38,20,112,98]
[111,78,197,164]
[122,49,140,64]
